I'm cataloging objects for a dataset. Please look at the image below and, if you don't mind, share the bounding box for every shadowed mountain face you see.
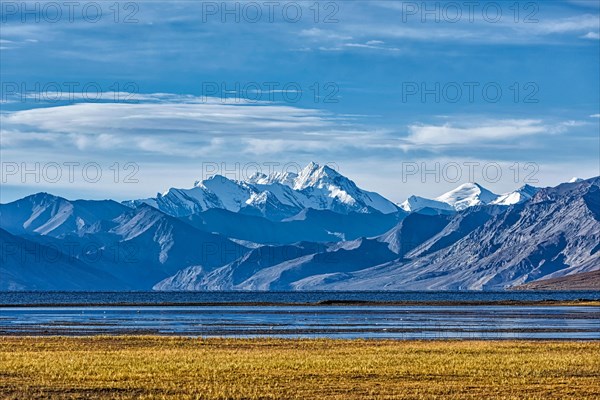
[155,238,400,291]
[0,228,124,290]
[0,193,130,238]
[155,178,600,291]
[1,197,248,290]
[377,213,453,257]
[1,176,599,291]
[180,207,405,245]
[154,242,333,291]
[289,178,600,291]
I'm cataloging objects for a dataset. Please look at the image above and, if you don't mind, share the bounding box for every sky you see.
[1,0,599,203]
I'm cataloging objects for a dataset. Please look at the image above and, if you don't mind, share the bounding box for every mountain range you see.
[399,182,539,212]
[1,163,598,291]
[126,162,399,220]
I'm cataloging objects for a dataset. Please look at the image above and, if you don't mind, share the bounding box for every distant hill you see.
[515,270,600,291]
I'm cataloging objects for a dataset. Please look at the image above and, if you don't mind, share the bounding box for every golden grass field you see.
[1,337,598,399]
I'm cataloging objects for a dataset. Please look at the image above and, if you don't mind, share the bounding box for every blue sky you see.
[1,0,599,202]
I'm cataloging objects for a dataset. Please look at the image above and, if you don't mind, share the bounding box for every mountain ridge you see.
[1,172,598,291]
[125,162,400,221]
[154,177,600,291]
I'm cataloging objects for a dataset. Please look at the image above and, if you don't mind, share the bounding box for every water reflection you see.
[1,305,598,339]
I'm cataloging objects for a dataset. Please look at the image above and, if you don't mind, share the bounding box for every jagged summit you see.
[247,171,297,186]
[293,162,342,190]
[126,162,400,220]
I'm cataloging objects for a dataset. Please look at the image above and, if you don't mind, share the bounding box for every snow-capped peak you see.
[293,162,342,190]
[127,162,399,219]
[247,171,297,187]
[399,195,454,212]
[289,163,399,214]
[435,182,498,211]
[569,177,584,183]
[492,184,539,206]
[197,175,253,212]
[399,182,543,213]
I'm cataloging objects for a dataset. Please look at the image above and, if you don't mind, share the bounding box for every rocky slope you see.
[2,172,598,291]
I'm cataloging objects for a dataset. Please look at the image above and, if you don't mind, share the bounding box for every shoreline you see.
[1,299,599,307]
[0,333,599,340]
[2,331,599,339]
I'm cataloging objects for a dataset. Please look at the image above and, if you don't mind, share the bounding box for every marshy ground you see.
[0,337,598,399]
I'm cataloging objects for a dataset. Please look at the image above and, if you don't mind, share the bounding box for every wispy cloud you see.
[1,95,594,201]
[2,96,590,160]
[581,32,600,40]
[295,7,600,50]
[533,14,600,35]
[0,94,381,158]
[344,41,401,52]
[404,118,580,148]
[299,28,352,41]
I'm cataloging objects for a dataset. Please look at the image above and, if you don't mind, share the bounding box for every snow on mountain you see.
[491,184,539,206]
[569,177,584,183]
[129,183,229,217]
[3,174,599,291]
[399,195,454,213]
[156,177,600,291]
[401,183,540,212]
[435,182,499,211]
[126,162,399,220]
[197,175,253,212]
[247,171,297,187]
[289,162,398,214]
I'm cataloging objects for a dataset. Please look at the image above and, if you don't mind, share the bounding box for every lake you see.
[1,291,598,339]
[2,290,599,306]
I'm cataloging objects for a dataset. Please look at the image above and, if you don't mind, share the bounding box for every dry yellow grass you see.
[0,336,598,399]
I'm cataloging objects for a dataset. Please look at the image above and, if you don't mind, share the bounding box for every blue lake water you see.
[1,290,599,306]
[1,292,598,339]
